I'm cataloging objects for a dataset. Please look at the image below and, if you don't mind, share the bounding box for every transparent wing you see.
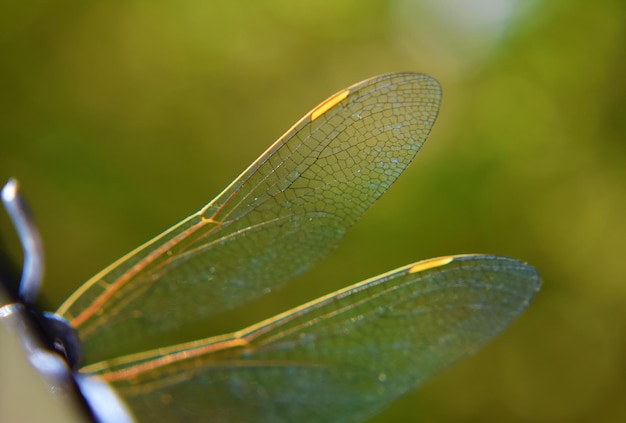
[56,73,442,364]
[82,255,540,423]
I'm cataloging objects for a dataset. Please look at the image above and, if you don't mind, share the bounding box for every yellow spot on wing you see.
[408,256,455,274]
[311,88,350,121]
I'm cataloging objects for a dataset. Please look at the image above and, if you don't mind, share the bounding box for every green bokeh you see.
[1,0,625,421]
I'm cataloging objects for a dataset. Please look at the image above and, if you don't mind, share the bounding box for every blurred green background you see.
[1,0,625,421]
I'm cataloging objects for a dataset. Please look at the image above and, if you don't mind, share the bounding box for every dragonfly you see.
[0,73,540,422]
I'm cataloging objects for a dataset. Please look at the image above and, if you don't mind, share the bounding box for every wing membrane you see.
[57,73,442,364]
[83,255,540,423]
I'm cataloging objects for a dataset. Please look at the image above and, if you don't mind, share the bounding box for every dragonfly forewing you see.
[57,73,442,364]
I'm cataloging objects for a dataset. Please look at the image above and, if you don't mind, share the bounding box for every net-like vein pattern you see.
[57,73,441,364]
[98,256,540,423]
